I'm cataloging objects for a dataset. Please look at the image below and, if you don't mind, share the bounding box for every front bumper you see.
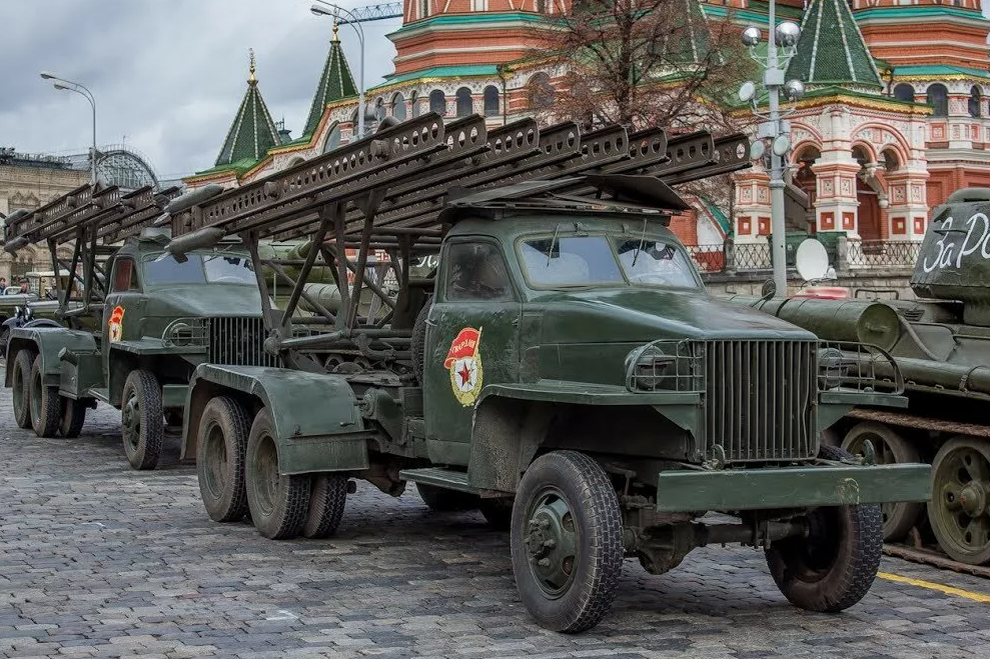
[655,462,931,512]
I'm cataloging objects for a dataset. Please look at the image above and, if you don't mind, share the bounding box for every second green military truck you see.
[159,114,931,632]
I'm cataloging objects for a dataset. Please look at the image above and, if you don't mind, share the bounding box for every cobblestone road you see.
[2,376,990,658]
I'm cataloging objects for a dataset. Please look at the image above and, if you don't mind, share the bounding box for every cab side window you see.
[111,259,139,292]
[444,242,513,302]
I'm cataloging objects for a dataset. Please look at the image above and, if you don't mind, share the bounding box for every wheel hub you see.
[524,491,578,597]
[960,483,987,517]
[122,396,140,447]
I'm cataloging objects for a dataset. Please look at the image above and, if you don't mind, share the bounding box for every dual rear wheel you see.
[12,350,89,439]
[196,400,348,540]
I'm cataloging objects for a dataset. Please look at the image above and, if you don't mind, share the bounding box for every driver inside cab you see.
[450,245,510,300]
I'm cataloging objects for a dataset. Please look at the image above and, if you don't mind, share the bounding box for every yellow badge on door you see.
[108,306,125,343]
[444,327,483,407]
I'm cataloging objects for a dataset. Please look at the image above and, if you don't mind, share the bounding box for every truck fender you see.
[467,391,555,493]
[5,327,98,388]
[182,364,371,475]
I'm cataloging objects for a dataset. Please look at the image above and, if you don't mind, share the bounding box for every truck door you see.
[102,256,141,385]
[423,239,521,466]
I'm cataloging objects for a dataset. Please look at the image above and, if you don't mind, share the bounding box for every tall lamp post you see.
[311,2,367,139]
[737,17,804,297]
[40,72,98,185]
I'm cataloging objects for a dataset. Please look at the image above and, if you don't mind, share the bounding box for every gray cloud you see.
[0,0,399,180]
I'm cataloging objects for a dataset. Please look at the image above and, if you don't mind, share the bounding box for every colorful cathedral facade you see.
[184,0,990,249]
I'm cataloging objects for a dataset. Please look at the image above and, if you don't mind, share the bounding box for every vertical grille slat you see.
[207,316,277,368]
[703,339,816,462]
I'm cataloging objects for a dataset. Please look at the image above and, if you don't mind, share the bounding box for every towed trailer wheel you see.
[510,450,623,633]
[842,422,922,542]
[11,349,35,429]
[59,397,88,439]
[120,370,164,470]
[197,396,251,522]
[245,408,311,540]
[29,355,60,438]
[928,437,990,565]
[765,445,883,612]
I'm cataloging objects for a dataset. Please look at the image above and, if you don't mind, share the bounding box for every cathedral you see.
[183,0,990,251]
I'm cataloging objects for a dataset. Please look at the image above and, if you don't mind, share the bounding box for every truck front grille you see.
[207,317,278,367]
[704,340,817,462]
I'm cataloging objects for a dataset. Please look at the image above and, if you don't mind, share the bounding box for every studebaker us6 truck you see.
[159,114,931,632]
[2,184,273,469]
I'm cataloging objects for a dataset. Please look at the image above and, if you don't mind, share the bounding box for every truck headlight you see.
[625,345,676,391]
[818,347,850,390]
[163,321,196,347]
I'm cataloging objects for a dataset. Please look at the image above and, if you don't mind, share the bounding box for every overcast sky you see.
[0,1,400,180]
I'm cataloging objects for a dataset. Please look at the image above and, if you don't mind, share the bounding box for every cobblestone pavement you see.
[2,377,990,658]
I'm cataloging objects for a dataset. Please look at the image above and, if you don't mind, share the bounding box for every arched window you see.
[374,97,386,121]
[392,93,407,120]
[410,90,420,117]
[893,83,915,103]
[927,83,949,117]
[429,89,446,115]
[970,86,982,118]
[483,85,500,117]
[528,73,554,109]
[322,124,341,153]
[455,87,473,117]
[881,149,901,172]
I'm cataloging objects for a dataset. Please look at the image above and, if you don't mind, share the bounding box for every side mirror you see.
[760,279,777,300]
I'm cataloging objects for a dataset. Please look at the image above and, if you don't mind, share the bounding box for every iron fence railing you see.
[732,243,773,270]
[845,240,922,268]
[685,244,725,272]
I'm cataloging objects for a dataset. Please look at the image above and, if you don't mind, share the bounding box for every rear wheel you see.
[928,437,990,565]
[59,397,88,438]
[765,445,882,612]
[11,349,35,429]
[842,422,922,542]
[29,355,60,438]
[120,370,164,470]
[510,450,623,633]
[197,396,251,522]
[245,409,311,539]
[417,483,478,512]
[303,474,349,538]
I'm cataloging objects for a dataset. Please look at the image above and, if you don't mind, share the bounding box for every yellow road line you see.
[878,571,990,603]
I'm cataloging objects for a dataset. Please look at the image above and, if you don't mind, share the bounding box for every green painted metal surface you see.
[786,0,883,89]
[655,463,932,512]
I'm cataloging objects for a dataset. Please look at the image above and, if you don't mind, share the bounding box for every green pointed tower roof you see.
[786,0,883,89]
[303,23,358,138]
[215,49,283,167]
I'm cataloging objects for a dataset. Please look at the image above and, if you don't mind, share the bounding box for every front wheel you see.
[245,408,311,539]
[510,450,623,633]
[120,370,164,470]
[765,445,882,612]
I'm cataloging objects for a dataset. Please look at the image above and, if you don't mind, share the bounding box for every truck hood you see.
[538,288,816,343]
[146,286,264,317]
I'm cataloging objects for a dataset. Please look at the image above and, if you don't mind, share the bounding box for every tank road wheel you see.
[11,349,35,429]
[510,450,623,633]
[196,397,251,522]
[245,409,311,540]
[29,355,60,438]
[303,474,349,539]
[59,397,88,439]
[842,422,923,541]
[416,483,478,512]
[765,445,882,612]
[928,437,990,565]
[120,370,164,470]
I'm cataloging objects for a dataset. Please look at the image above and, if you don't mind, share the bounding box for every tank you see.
[733,188,990,565]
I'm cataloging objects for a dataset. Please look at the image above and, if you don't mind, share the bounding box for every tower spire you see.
[248,48,257,86]
[214,48,283,167]
[303,29,358,138]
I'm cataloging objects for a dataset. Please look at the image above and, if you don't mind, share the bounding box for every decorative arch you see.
[429,89,446,115]
[893,83,915,103]
[850,122,912,166]
[455,87,473,117]
[850,141,879,166]
[789,140,824,165]
[322,123,342,153]
[927,83,949,117]
[287,156,307,168]
[391,92,407,120]
[483,85,499,117]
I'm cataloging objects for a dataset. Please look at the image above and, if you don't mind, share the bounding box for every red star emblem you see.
[458,362,472,386]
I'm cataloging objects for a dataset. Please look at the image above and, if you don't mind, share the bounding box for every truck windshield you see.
[144,253,256,286]
[519,234,699,289]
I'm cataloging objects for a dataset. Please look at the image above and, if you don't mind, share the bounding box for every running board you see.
[399,467,479,494]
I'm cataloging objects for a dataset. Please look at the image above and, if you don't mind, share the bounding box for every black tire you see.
[59,397,88,438]
[197,396,251,522]
[303,474,349,539]
[11,349,35,429]
[479,497,514,530]
[245,408,311,540]
[410,300,431,385]
[417,483,478,512]
[842,421,923,542]
[120,370,164,470]
[510,450,623,633]
[0,326,10,356]
[29,355,60,438]
[765,444,883,613]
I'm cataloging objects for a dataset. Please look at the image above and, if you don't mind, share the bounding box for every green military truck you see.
[160,114,931,632]
[2,183,274,469]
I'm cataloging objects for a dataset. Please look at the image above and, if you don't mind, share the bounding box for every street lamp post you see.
[737,14,804,297]
[311,2,366,140]
[40,71,98,185]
